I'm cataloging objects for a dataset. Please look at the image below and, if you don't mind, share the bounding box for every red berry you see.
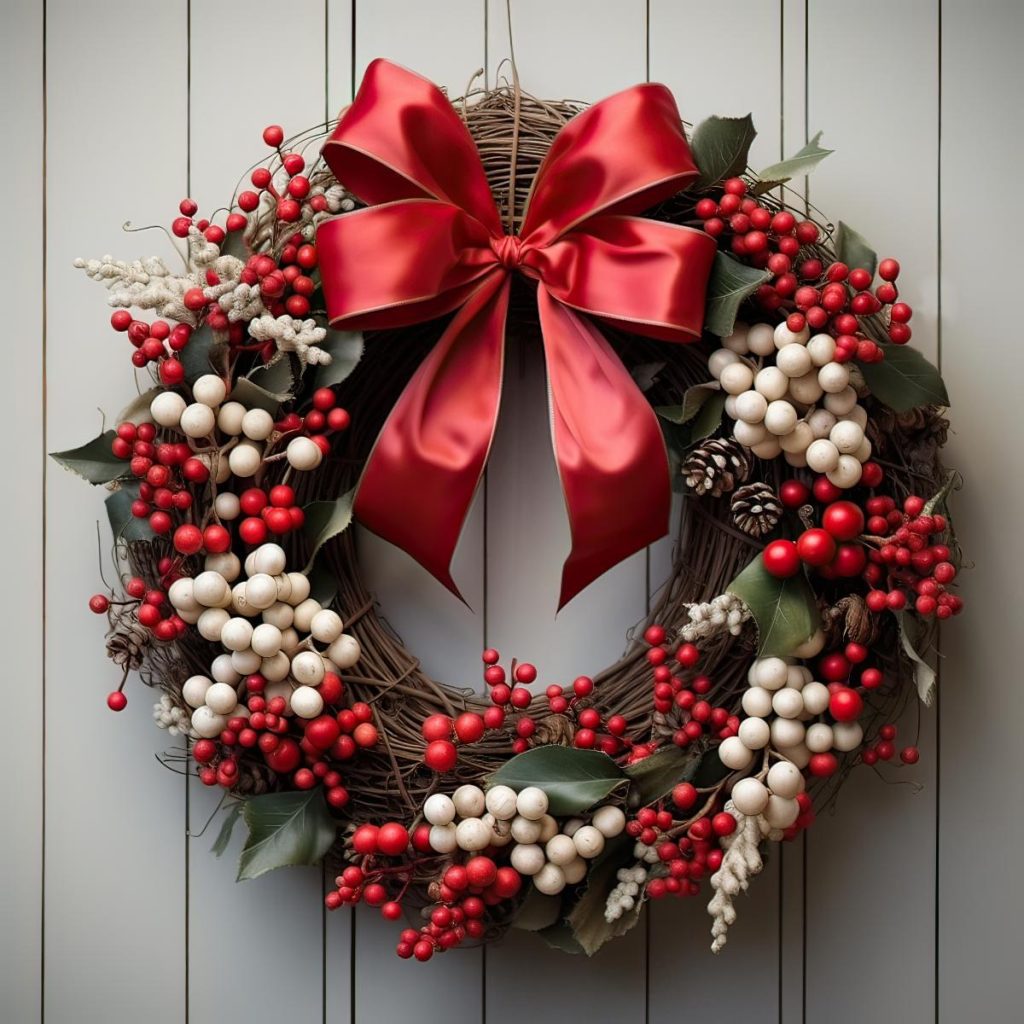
[762,539,801,578]
[173,524,204,555]
[813,476,844,503]
[89,594,110,614]
[262,124,284,147]
[878,258,900,281]
[779,479,811,509]
[712,812,737,837]
[353,723,378,748]
[352,824,379,855]
[901,746,920,765]
[796,528,837,567]
[672,782,697,810]
[465,855,497,888]
[822,501,865,541]
[829,687,863,723]
[643,625,666,645]
[514,662,537,684]
[424,740,457,772]
[454,712,485,744]
[203,524,231,553]
[808,752,838,778]
[377,822,410,857]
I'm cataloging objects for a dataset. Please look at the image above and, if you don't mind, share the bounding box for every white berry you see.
[738,716,770,750]
[510,815,543,844]
[252,544,287,576]
[591,805,626,838]
[533,862,567,895]
[767,760,805,799]
[286,436,323,471]
[210,653,240,685]
[428,823,457,854]
[545,834,578,866]
[192,374,227,407]
[220,617,253,652]
[241,407,275,441]
[250,622,283,658]
[216,401,246,435]
[754,366,788,401]
[720,361,754,395]
[818,361,851,394]
[424,793,456,826]
[752,657,789,690]
[245,573,279,611]
[515,786,549,821]
[455,817,492,852]
[310,609,344,644]
[827,454,863,488]
[805,722,835,753]
[764,400,798,436]
[182,674,213,708]
[742,686,774,718]
[291,650,325,686]
[708,348,741,378]
[776,344,812,378]
[292,598,323,633]
[204,682,238,715]
[719,736,754,770]
[801,681,831,715]
[764,794,800,829]
[572,825,606,859]
[179,403,216,439]
[832,721,864,752]
[228,441,263,477]
[806,334,837,366]
[731,777,770,816]
[772,688,804,719]
[806,438,840,473]
[150,391,186,428]
[327,634,361,669]
[774,321,809,347]
[510,843,546,876]
[733,420,767,447]
[191,706,226,739]
[771,717,805,749]
[747,323,776,355]
[485,785,519,820]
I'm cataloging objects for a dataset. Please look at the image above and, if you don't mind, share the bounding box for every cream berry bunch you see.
[711,320,873,488]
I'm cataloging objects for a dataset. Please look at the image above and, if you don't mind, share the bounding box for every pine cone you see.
[682,437,750,497]
[106,607,152,671]
[730,483,783,537]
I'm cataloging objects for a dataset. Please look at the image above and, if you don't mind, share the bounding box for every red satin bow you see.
[317,59,716,608]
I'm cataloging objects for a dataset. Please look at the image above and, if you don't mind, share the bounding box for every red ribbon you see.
[317,59,716,608]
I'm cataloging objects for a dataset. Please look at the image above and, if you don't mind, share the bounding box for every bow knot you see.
[317,59,716,608]
[491,233,526,270]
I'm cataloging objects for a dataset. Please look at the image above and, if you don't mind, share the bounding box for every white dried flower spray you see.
[678,593,751,643]
[604,863,649,923]
[247,313,331,369]
[707,802,770,953]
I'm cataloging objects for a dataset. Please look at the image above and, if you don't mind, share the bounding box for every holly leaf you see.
[565,834,643,956]
[307,559,339,608]
[656,383,721,426]
[51,430,127,485]
[630,361,665,393]
[834,221,877,276]
[211,800,244,857]
[704,253,772,338]
[860,344,949,411]
[512,885,565,932]
[302,490,355,574]
[895,612,937,706]
[485,747,627,816]
[624,745,702,805]
[753,132,833,193]
[315,330,364,388]
[690,114,757,188]
[105,484,154,542]
[237,789,336,881]
[230,376,290,415]
[727,556,819,657]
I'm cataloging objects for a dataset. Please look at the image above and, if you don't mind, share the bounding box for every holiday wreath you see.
[57,59,961,959]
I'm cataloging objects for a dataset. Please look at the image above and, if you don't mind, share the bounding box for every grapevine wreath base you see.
[59,60,962,961]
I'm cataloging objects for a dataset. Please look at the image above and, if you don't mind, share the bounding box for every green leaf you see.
[924,470,958,516]
[307,559,339,607]
[630,362,665,393]
[727,556,819,657]
[230,376,290,415]
[704,252,772,338]
[302,490,355,575]
[512,885,565,932]
[565,835,642,955]
[117,388,162,425]
[237,789,336,881]
[537,922,585,955]
[247,355,296,397]
[105,484,154,542]
[315,330,364,388]
[896,612,937,706]
[656,383,721,426]
[690,114,757,187]
[860,344,949,412]
[181,326,220,385]
[486,747,628,816]
[51,430,127,485]
[624,745,702,805]
[753,131,833,192]
[211,800,244,857]
[834,221,877,276]
[689,390,727,444]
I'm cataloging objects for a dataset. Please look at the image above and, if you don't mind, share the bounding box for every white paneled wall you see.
[3,1,1021,1021]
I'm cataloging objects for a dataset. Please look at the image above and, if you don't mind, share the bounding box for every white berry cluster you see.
[424,786,626,897]
[149,372,324,477]
[718,653,863,796]
[152,692,191,737]
[167,541,361,738]
[711,321,872,488]
[677,593,750,643]
[604,864,649,923]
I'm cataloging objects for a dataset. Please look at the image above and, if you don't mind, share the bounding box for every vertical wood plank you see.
[939,2,1024,1020]
[802,6,939,1022]
[324,6,357,1017]
[483,4,649,1021]
[185,3,332,1022]
[647,4,784,1018]
[350,4,488,1020]
[44,2,188,1020]
[1,1,44,1020]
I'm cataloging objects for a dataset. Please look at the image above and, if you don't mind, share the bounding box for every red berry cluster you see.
[863,495,962,619]
[234,484,306,546]
[110,312,193,375]
[171,195,245,244]
[643,626,740,752]
[762,499,869,580]
[193,672,377,799]
[860,723,920,767]
[697,178,911,360]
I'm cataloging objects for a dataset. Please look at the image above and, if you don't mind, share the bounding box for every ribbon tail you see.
[353,272,510,603]
[536,288,672,611]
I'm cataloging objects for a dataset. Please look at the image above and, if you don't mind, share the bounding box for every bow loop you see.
[316,60,715,608]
